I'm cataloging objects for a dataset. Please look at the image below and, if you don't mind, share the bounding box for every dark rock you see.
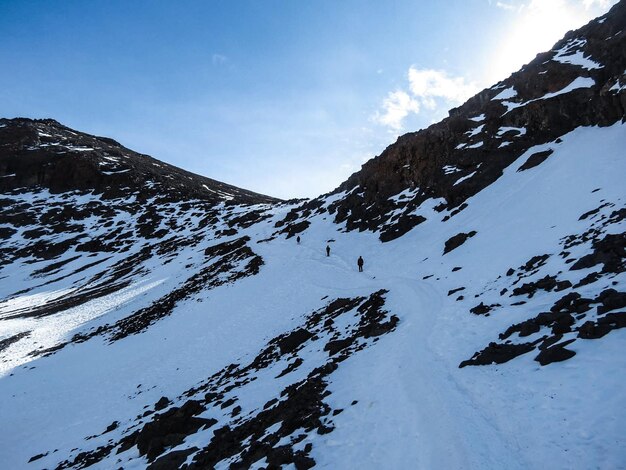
[534,340,576,365]
[578,202,612,220]
[550,292,582,312]
[443,231,477,254]
[0,331,31,353]
[154,397,171,411]
[470,302,500,315]
[324,338,353,356]
[277,329,314,355]
[517,149,553,171]
[448,287,465,296]
[578,321,612,339]
[135,403,216,461]
[460,342,535,367]
[104,421,119,433]
[379,215,426,242]
[574,271,601,287]
[0,118,278,204]
[512,275,568,298]
[570,233,625,274]
[519,254,550,273]
[147,448,198,470]
[28,452,48,462]
[597,289,626,314]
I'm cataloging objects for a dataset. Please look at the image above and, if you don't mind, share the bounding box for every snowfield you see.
[0,123,624,469]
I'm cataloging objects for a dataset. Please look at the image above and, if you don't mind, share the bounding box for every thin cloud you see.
[408,67,478,105]
[373,67,478,131]
[372,90,420,131]
[492,0,617,13]
[582,0,614,8]
[496,1,517,10]
[212,54,228,66]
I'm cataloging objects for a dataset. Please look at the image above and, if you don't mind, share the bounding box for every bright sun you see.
[488,0,616,84]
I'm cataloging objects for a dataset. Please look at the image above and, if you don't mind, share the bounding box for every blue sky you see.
[0,0,617,198]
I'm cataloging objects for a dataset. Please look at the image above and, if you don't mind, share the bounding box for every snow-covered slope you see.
[1,4,625,470]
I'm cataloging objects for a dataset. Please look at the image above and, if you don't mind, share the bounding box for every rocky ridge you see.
[276,1,626,242]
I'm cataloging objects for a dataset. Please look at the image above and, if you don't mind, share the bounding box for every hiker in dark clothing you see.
[297,236,301,244]
[357,256,364,272]
[326,245,331,257]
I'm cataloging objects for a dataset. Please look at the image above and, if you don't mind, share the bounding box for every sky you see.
[0,0,618,199]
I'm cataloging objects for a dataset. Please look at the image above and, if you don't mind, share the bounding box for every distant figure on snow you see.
[297,235,301,244]
[326,245,331,257]
[357,256,364,272]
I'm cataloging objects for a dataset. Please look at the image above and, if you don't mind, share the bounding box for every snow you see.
[202,184,235,200]
[493,87,517,101]
[554,50,603,70]
[497,126,527,137]
[502,77,595,114]
[0,279,166,376]
[609,74,626,92]
[469,114,485,122]
[65,146,94,152]
[553,38,603,70]
[539,77,595,99]
[452,171,477,186]
[388,187,418,203]
[466,141,483,149]
[466,124,485,137]
[443,165,462,175]
[0,124,625,469]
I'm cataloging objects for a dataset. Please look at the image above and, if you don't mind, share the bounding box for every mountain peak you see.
[0,117,278,204]
[272,3,625,242]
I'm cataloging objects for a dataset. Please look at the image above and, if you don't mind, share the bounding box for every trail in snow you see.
[0,124,624,469]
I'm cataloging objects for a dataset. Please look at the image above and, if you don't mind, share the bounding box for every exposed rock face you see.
[276,1,626,242]
[0,118,278,205]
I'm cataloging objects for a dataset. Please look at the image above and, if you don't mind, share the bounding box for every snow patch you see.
[553,38,603,70]
[493,87,517,101]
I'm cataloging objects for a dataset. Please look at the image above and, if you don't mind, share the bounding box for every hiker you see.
[297,235,301,244]
[326,245,331,257]
[357,256,364,272]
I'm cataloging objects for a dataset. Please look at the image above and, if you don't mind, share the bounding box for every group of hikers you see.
[296,235,364,272]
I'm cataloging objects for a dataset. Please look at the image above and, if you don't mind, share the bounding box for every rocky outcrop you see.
[310,1,626,241]
[0,118,278,205]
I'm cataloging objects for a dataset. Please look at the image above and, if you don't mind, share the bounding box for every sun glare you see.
[487,0,611,83]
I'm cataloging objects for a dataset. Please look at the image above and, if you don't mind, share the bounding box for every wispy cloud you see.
[495,1,517,10]
[372,90,420,131]
[212,54,228,66]
[373,68,478,131]
[408,67,478,106]
[582,0,613,8]
[491,0,617,13]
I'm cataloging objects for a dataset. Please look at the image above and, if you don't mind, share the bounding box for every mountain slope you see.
[276,1,625,242]
[0,3,625,470]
